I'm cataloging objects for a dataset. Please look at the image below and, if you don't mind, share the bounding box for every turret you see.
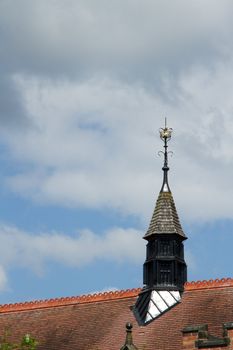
[134,120,187,325]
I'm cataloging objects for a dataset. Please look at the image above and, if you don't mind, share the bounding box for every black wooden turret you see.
[134,120,187,325]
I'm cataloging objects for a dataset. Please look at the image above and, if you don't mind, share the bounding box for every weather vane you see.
[159,117,172,142]
[158,118,173,192]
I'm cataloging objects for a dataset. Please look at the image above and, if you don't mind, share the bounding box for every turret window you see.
[159,262,171,285]
[160,240,170,256]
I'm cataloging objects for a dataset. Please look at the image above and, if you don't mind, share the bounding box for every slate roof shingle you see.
[144,191,186,239]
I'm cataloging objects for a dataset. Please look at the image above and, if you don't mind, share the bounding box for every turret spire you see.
[144,121,186,239]
[159,118,173,193]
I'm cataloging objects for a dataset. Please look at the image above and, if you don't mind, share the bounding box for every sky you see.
[0,0,233,303]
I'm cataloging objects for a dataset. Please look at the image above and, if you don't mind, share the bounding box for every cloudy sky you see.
[0,0,233,303]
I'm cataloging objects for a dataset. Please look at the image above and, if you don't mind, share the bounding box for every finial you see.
[125,323,133,345]
[159,118,173,192]
[159,117,172,141]
[120,323,138,350]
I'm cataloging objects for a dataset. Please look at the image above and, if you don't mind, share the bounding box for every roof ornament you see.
[120,323,138,350]
[158,118,173,193]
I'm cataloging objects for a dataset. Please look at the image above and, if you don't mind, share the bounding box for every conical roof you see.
[143,190,186,239]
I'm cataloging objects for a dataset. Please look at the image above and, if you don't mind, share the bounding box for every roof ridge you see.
[185,278,233,291]
[0,288,141,314]
[0,278,232,314]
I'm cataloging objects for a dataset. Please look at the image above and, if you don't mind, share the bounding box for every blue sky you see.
[0,0,233,303]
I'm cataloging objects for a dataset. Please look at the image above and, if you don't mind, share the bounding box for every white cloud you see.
[0,0,233,79]
[0,225,144,276]
[185,249,197,274]
[1,1,233,224]
[1,63,233,223]
[90,287,119,295]
[0,266,8,292]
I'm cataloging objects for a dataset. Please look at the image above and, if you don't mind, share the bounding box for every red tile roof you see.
[0,278,232,350]
[0,288,141,313]
[185,277,233,291]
